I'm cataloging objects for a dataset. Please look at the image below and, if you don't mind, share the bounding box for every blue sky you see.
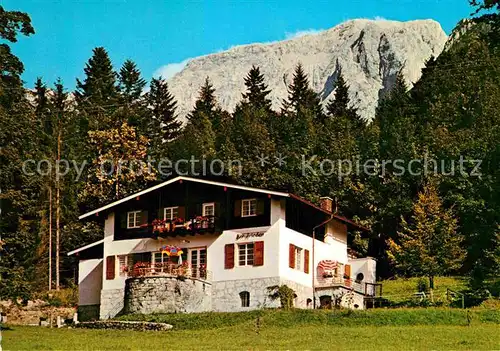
[4,0,474,90]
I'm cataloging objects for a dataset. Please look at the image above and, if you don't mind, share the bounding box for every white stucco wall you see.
[278,222,349,288]
[78,259,103,305]
[348,257,377,295]
[210,224,280,282]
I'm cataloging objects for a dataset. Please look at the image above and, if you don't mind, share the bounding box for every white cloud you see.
[284,28,324,40]
[153,58,190,80]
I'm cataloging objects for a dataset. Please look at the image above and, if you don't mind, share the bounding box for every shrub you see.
[416,277,429,293]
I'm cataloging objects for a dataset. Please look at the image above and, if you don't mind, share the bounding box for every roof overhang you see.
[67,239,104,256]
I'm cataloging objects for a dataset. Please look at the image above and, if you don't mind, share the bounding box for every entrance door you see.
[189,248,207,279]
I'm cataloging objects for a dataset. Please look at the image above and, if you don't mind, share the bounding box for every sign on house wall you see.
[236,231,265,240]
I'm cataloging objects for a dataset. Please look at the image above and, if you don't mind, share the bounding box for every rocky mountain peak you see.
[166,19,448,122]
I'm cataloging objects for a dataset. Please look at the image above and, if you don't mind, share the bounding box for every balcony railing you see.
[152,215,218,237]
[315,276,377,296]
[124,262,212,281]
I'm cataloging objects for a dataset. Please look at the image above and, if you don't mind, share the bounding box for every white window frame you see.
[164,206,179,220]
[202,202,215,217]
[294,247,303,271]
[127,210,141,229]
[241,198,257,217]
[238,242,254,266]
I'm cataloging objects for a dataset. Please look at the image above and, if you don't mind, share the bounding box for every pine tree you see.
[325,69,359,122]
[118,59,146,103]
[187,77,217,123]
[146,77,182,159]
[388,182,465,297]
[282,63,322,118]
[75,47,119,129]
[241,65,272,111]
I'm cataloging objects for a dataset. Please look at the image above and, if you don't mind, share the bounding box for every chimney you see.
[319,196,333,213]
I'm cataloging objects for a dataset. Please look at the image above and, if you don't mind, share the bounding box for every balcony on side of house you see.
[122,261,212,281]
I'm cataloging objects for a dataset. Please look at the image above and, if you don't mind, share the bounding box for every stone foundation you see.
[315,286,365,309]
[279,279,314,308]
[100,288,125,319]
[212,277,282,311]
[124,276,212,314]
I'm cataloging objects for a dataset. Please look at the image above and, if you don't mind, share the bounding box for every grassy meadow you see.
[2,308,499,350]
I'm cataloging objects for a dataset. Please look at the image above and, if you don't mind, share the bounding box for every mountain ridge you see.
[166,19,448,122]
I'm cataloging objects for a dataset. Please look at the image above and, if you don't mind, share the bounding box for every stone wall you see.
[212,277,281,312]
[124,276,212,314]
[315,287,365,309]
[280,279,314,308]
[78,304,100,322]
[100,288,125,319]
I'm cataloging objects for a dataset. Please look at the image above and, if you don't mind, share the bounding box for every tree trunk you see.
[429,276,434,302]
[55,130,61,291]
[48,186,52,291]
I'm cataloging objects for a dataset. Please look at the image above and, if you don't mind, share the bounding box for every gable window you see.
[164,206,179,221]
[127,211,142,229]
[239,291,250,307]
[202,203,215,217]
[241,199,257,217]
[238,243,254,266]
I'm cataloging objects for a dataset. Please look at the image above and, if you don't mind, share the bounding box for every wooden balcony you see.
[152,215,219,238]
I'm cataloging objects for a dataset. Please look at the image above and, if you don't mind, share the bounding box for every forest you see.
[0,1,499,302]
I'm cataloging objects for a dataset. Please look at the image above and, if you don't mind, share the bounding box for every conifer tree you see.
[75,47,119,129]
[388,182,465,297]
[187,77,217,123]
[146,77,182,158]
[118,59,146,103]
[325,69,359,122]
[282,63,322,118]
[241,65,272,111]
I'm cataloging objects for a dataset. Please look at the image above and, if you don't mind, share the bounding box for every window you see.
[241,199,257,217]
[238,243,254,266]
[118,255,128,277]
[356,273,364,282]
[239,291,250,307]
[164,206,179,220]
[202,203,215,217]
[294,247,303,271]
[127,211,141,228]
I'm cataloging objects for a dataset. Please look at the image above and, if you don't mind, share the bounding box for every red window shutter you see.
[106,256,115,280]
[289,244,295,269]
[234,200,242,217]
[224,244,235,269]
[304,249,310,274]
[344,264,351,278]
[254,241,264,266]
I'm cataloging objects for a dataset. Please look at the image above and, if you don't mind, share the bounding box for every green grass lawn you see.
[380,276,468,303]
[2,324,499,350]
[2,308,499,350]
